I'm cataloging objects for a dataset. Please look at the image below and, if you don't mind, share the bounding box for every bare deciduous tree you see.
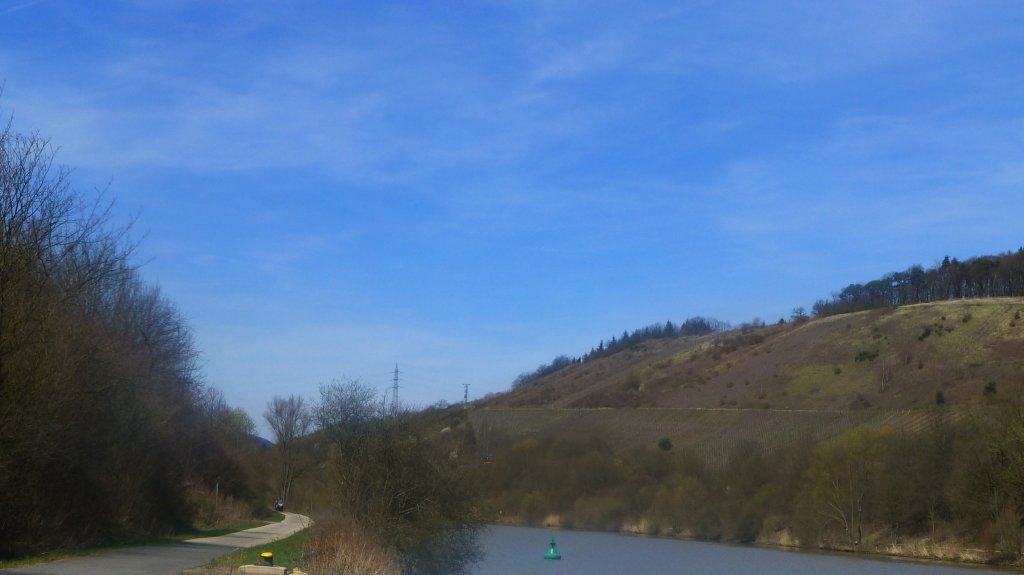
[314,380,482,574]
[264,394,313,502]
[1,113,253,556]
[316,377,376,439]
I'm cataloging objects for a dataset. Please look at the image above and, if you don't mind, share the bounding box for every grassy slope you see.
[472,299,1024,463]
[485,299,1024,411]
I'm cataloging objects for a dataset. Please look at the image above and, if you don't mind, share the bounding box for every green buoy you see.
[544,536,561,560]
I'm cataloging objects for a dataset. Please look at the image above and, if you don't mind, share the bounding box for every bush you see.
[854,350,879,362]
[571,496,627,531]
[694,510,724,540]
[317,388,482,574]
[306,520,401,575]
[519,491,547,525]
[733,509,762,543]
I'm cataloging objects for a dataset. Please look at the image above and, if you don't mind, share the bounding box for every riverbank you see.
[472,524,1013,575]
[487,515,1020,571]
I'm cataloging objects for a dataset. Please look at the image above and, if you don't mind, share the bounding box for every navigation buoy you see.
[544,536,561,560]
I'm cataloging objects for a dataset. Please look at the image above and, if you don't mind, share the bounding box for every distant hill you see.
[468,298,1024,469]
[249,434,274,449]
[483,298,1024,412]
[453,265,1024,562]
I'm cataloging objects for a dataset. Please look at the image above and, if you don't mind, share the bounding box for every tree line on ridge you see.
[813,250,1024,317]
[513,249,1024,391]
[512,317,728,389]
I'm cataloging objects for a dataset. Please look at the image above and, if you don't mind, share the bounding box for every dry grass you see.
[185,484,258,531]
[303,521,401,575]
[541,514,565,528]
[483,299,1024,413]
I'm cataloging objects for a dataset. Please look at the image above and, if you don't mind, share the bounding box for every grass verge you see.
[172,511,285,541]
[201,528,311,572]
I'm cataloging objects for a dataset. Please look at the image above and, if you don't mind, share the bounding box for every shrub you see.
[305,520,401,575]
[519,491,547,525]
[317,395,482,574]
[849,394,872,409]
[694,510,724,540]
[733,509,762,543]
[984,381,998,397]
[571,496,627,531]
[854,350,879,362]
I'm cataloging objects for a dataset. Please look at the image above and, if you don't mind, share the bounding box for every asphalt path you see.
[2,512,311,575]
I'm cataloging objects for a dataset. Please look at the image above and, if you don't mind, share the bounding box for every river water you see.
[470,525,1010,575]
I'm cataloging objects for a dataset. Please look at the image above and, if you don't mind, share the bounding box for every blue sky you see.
[3,1,1023,429]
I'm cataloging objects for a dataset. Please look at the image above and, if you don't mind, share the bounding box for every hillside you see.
[483,298,1024,411]
[468,298,1024,470]
[458,298,1024,563]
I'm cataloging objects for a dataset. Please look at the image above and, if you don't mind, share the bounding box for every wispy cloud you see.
[0,0,43,15]
[4,0,1023,416]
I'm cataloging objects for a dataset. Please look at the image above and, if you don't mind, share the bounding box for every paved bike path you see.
[2,512,311,575]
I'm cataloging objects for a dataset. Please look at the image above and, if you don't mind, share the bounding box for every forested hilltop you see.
[0,121,265,557]
[813,250,1024,316]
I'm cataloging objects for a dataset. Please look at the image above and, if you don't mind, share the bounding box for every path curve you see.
[2,512,311,575]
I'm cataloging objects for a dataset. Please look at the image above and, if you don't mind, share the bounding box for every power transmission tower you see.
[391,363,401,411]
[463,383,470,408]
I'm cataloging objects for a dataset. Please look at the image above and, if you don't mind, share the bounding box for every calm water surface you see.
[471,525,1011,575]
